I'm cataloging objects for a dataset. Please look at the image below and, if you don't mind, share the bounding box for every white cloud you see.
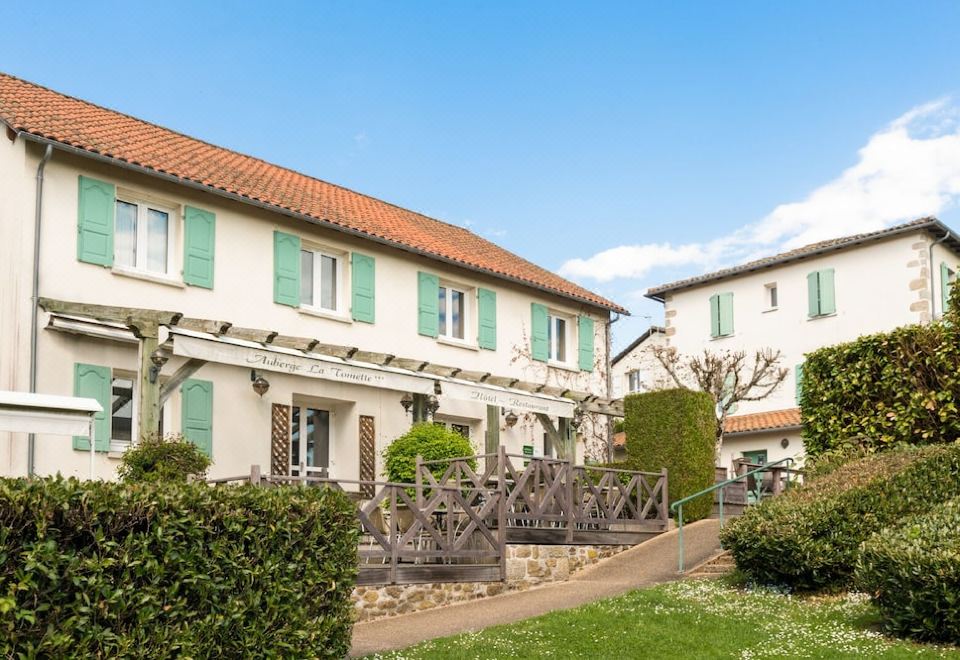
[560,99,960,283]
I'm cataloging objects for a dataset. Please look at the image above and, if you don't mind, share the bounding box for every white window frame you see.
[627,370,642,393]
[106,369,171,454]
[300,243,346,316]
[764,282,778,311]
[113,192,178,279]
[547,312,573,366]
[438,280,472,344]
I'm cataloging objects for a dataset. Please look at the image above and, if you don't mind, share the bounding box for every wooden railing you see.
[417,446,669,544]
[207,468,505,586]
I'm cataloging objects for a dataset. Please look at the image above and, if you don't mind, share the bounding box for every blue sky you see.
[4,2,960,349]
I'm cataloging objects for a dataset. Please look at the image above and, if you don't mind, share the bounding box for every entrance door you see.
[291,406,330,477]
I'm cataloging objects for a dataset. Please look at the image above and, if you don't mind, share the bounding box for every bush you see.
[800,284,960,455]
[0,477,359,657]
[721,443,960,591]
[383,423,476,484]
[856,498,960,643]
[117,433,211,483]
[623,388,715,522]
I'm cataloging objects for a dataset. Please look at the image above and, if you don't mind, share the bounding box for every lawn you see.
[368,579,958,659]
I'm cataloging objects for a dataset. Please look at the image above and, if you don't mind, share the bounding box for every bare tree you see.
[652,346,789,459]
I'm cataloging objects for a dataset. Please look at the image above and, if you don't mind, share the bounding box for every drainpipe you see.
[28,143,54,476]
[929,232,950,320]
[605,312,621,463]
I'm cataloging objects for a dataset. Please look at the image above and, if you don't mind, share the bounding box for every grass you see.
[367,578,958,659]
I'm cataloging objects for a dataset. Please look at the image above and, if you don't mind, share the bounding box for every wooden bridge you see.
[209,448,669,586]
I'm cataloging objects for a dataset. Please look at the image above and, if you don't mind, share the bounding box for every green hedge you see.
[383,422,476,484]
[800,285,960,455]
[856,497,960,643]
[624,388,715,522]
[720,444,960,591]
[0,477,359,657]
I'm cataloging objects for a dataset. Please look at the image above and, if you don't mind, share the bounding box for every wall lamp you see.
[148,348,168,384]
[425,394,440,416]
[250,370,270,397]
[400,392,414,414]
[504,411,519,428]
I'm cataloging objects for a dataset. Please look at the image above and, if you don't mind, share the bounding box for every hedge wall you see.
[0,477,359,657]
[720,443,960,591]
[800,285,960,455]
[624,388,715,522]
[856,497,960,643]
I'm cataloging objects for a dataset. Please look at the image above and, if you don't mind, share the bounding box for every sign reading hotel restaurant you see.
[172,335,435,394]
[439,380,575,418]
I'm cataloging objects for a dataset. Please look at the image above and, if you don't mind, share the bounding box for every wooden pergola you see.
[40,298,624,457]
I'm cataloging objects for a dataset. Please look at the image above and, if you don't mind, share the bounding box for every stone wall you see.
[352,543,630,622]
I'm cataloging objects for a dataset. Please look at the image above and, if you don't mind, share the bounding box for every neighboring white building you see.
[610,326,668,399]
[645,218,960,472]
[0,73,626,481]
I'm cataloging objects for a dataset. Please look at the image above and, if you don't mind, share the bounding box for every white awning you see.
[0,391,102,436]
[437,379,575,418]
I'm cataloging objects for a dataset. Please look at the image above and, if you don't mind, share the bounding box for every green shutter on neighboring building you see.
[351,252,376,323]
[183,206,216,288]
[709,294,720,338]
[808,269,836,317]
[72,363,111,452]
[477,288,497,350]
[718,293,734,336]
[578,315,594,371]
[181,379,213,457]
[417,272,440,337]
[273,231,301,307]
[941,262,952,315]
[530,303,549,362]
[77,175,115,266]
[795,363,804,405]
[807,272,820,317]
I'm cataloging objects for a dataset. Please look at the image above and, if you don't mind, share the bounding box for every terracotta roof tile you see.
[0,72,625,313]
[725,408,801,434]
[647,218,958,300]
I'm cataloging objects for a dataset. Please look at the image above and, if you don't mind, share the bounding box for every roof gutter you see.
[28,142,54,476]
[930,231,952,320]
[15,132,627,315]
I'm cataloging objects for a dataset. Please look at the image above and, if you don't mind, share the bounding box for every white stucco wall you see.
[610,329,670,399]
[0,140,611,479]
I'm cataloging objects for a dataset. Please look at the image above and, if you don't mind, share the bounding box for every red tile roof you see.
[0,72,625,313]
[725,408,801,434]
[647,218,959,300]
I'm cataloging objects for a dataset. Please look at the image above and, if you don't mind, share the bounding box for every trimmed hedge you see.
[383,422,476,484]
[720,444,960,591]
[118,433,211,483]
[0,477,359,657]
[800,284,960,455]
[856,498,960,643]
[624,388,715,522]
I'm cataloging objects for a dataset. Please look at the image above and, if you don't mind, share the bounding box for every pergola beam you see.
[159,358,208,406]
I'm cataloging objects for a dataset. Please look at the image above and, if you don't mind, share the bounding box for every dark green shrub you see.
[721,444,960,591]
[0,477,359,657]
[623,388,715,522]
[383,422,476,484]
[856,498,960,643]
[117,433,211,483]
[801,283,960,455]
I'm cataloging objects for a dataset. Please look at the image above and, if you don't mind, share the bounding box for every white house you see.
[610,326,667,399]
[0,72,626,481]
[645,218,960,471]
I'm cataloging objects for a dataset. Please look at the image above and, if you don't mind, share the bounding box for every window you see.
[548,313,570,362]
[291,406,330,476]
[438,285,467,340]
[434,419,471,439]
[709,293,734,338]
[111,376,134,451]
[807,269,836,318]
[742,450,768,466]
[115,197,175,275]
[627,370,642,393]
[765,283,778,309]
[300,248,341,312]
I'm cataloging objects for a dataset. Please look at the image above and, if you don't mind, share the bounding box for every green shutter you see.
[709,294,720,338]
[77,175,115,266]
[577,315,595,371]
[273,231,301,307]
[795,363,804,405]
[807,272,820,317]
[818,269,836,315]
[417,272,440,337]
[477,288,497,350]
[72,363,111,452]
[718,293,734,336]
[351,252,376,323]
[530,303,549,362]
[183,206,216,288]
[181,379,213,457]
[941,262,951,316]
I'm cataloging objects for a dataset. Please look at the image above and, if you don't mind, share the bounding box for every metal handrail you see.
[670,457,795,573]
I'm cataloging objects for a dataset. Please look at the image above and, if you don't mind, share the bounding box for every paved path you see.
[351,518,722,657]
